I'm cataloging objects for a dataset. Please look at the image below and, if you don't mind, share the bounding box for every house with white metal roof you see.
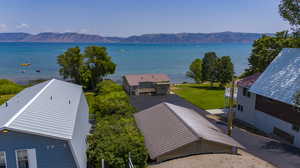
[0,79,90,168]
[134,102,244,163]
[236,48,300,147]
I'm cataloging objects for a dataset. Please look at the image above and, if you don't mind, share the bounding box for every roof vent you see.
[69,100,71,104]
[5,102,8,107]
[50,96,53,100]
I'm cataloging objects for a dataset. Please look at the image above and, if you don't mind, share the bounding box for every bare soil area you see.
[148,150,276,168]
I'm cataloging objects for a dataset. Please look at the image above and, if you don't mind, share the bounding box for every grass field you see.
[172,83,225,110]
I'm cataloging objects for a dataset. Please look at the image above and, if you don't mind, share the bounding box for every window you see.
[16,150,29,168]
[243,88,247,96]
[292,124,300,132]
[237,104,244,112]
[247,91,251,98]
[0,152,7,168]
[16,149,37,168]
[243,88,251,98]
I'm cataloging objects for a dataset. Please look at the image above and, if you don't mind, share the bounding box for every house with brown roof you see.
[123,74,170,96]
[134,102,244,163]
[236,48,300,146]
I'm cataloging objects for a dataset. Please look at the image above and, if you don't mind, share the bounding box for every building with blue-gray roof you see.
[0,79,90,168]
[236,48,300,147]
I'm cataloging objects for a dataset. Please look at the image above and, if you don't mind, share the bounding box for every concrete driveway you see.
[130,95,300,168]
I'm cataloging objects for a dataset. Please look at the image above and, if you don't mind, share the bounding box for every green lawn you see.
[172,83,225,110]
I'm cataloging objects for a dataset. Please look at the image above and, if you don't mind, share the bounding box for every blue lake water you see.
[0,42,252,83]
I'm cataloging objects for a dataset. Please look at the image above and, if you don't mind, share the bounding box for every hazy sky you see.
[0,0,290,37]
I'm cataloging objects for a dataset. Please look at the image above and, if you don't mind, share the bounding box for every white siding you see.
[236,86,256,125]
[236,86,300,148]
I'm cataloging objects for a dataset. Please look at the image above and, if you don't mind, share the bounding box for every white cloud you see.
[0,24,7,32]
[16,23,30,29]
[79,28,88,33]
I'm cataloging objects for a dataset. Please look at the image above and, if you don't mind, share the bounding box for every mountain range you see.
[0,32,270,43]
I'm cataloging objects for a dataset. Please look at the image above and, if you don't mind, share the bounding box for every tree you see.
[186,58,203,83]
[202,52,218,86]
[84,46,116,90]
[216,56,234,87]
[57,46,116,90]
[57,47,83,84]
[242,32,300,77]
[279,0,300,34]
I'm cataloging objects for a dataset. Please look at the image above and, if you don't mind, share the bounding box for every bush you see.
[87,116,148,168]
[96,80,123,95]
[87,80,148,168]
[0,79,24,95]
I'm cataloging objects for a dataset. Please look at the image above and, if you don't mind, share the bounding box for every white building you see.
[236,48,300,147]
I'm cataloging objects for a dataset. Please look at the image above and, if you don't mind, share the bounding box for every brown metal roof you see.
[124,74,170,86]
[134,102,244,159]
[237,73,261,88]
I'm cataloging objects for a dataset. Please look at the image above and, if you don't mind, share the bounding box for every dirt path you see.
[148,150,276,168]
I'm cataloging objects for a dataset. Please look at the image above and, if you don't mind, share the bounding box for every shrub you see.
[0,79,24,95]
[87,116,148,168]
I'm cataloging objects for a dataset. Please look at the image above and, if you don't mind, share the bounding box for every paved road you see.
[130,95,300,168]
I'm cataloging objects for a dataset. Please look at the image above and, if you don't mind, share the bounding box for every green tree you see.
[202,52,218,86]
[242,32,300,77]
[87,116,148,168]
[57,46,116,90]
[186,58,203,83]
[216,56,234,87]
[84,46,116,90]
[57,47,83,84]
[279,0,300,34]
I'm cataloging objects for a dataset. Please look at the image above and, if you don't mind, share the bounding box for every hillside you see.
[0,31,269,43]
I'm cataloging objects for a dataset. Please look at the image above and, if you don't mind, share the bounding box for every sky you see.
[0,0,290,37]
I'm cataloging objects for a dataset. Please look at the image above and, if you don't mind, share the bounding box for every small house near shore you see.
[236,48,300,146]
[0,79,90,168]
[123,74,170,96]
[134,102,243,163]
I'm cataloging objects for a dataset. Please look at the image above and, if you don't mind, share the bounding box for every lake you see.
[0,42,253,83]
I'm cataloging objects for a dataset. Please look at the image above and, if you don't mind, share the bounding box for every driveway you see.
[130,95,300,168]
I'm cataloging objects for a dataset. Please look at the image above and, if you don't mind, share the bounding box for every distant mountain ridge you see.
[0,32,271,43]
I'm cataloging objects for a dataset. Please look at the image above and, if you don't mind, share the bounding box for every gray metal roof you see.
[250,48,300,105]
[134,102,243,159]
[0,79,90,168]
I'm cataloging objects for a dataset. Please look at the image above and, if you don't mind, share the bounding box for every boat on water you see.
[20,63,31,67]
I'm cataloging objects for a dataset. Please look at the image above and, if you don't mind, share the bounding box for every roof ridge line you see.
[163,102,201,139]
[4,79,55,128]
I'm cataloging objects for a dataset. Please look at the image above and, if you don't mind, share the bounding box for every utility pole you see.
[227,79,235,136]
